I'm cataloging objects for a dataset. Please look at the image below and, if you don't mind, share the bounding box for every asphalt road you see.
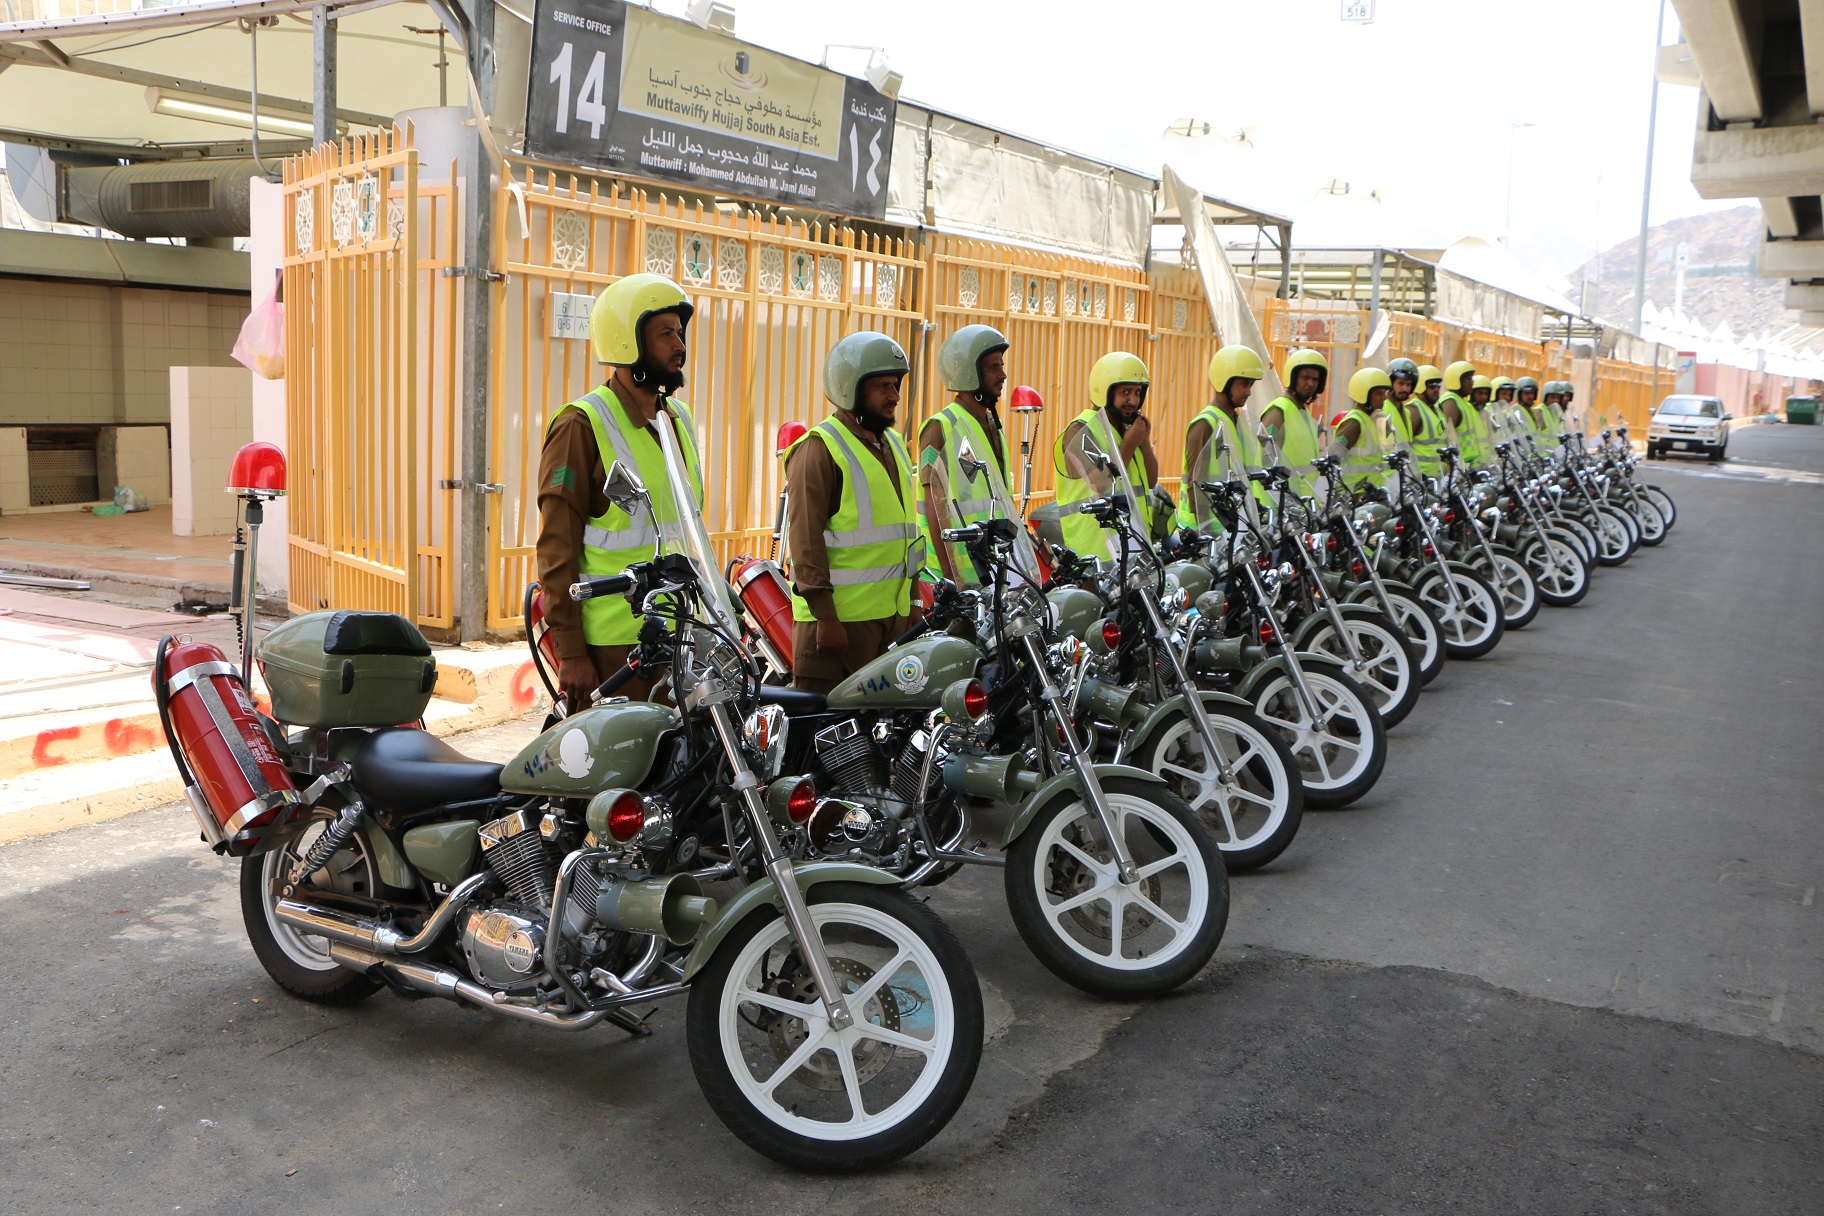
[2,424,1820,1214]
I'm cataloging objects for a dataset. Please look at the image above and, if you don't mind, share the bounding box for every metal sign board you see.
[524,0,896,219]
[548,291,596,340]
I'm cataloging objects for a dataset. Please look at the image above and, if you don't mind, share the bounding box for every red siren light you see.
[226,442,287,496]
[1009,385,1045,414]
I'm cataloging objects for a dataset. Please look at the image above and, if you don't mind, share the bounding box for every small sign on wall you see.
[549,291,596,340]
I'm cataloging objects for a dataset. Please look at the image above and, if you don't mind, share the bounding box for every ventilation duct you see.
[5,146,258,239]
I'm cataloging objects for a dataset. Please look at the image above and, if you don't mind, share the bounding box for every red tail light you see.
[1325,534,1339,552]
[963,680,989,718]
[787,778,817,823]
[1350,560,1365,578]
[1443,509,1457,524]
[1258,621,1276,644]
[605,791,647,843]
[1100,620,1123,650]
[1257,552,1271,569]
[1393,521,1406,536]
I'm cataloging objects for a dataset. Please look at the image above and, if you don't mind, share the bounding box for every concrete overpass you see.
[1675,0,1824,324]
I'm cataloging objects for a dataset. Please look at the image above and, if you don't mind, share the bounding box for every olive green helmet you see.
[590,273,694,365]
[1515,376,1539,394]
[938,324,1010,392]
[1089,351,1151,407]
[1387,357,1420,385]
[824,331,910,411]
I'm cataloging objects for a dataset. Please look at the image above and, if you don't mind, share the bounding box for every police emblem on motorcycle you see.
[893,655,927,694]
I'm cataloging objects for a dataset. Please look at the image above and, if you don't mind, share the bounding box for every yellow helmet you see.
[590,273,694,365]
[1347,367,1392,405]
[1416,364,1443,388]
[1489,375,1515,398]
[1089,351,1151,408]
[1208,344,1266,394]
[1281,348,1330,394]
[1443,360,1476,393]
[1471,375,1493,392]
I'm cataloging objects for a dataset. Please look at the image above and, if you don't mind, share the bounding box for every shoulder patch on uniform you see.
[549,465,576,489]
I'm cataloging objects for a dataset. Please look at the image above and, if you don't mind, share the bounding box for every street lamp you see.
[1504,122,1535,243]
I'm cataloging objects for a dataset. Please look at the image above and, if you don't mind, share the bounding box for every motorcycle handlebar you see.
[570,573,636,601]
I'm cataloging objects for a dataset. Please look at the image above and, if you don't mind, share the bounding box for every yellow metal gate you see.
[281,128,458,627]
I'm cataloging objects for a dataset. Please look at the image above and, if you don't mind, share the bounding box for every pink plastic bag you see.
[232,277,285,380]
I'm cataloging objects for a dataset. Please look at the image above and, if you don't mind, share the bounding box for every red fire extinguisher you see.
[732,557,796,670]
[156,637,302,855]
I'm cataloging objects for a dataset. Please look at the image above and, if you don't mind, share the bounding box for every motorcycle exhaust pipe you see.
[594,871,718,946]
[328,943,609,1032]
[273,871,487,955]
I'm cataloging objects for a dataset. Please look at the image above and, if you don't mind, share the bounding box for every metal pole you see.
[311,5,336,148]
[456,0,496,641]
[1631,0,1667,335]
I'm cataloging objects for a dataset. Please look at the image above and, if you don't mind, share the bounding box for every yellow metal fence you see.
[280,130,1662,636]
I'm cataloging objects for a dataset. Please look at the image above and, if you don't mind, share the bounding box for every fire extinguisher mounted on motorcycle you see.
[155,441,308,856]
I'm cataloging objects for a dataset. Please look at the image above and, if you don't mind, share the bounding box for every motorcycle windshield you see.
[968,435,1046,588]
[650,407,746,644]
[1062,423,1158,568]
[1185,429,1262,537]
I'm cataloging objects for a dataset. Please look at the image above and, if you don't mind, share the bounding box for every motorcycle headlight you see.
[742,705,788,779]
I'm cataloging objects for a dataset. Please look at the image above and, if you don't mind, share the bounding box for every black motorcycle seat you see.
[350,728,503,811]
[758,685,827,713]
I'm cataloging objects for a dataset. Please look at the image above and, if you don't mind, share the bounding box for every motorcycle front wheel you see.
[1135,704,1304,871]
[1295,610,1422,728]
[1413,565,1505,660]
[1004,778,1226,998]
[1642,483,1677,530]
[1590,506,1636,566]
[1628,495,1667,546]
[1351,583,1446,686]
[1469,547,1540,630]
[687,883,983,1173]
[1521,534,1590,607]
[1245,657,1388,809]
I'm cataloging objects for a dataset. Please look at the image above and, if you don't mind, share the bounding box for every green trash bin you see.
[1786,397,1818,425]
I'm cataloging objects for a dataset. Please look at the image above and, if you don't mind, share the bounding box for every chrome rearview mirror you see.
[603,460,649,512]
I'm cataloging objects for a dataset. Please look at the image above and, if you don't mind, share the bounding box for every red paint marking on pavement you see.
[510,661,538,712]
[103,718,160,755]
[31,726,80,768]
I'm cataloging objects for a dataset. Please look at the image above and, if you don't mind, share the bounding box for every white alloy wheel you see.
[715,900,958,1142]
[1141,709,1302,870]
[1300,615,1419,726]
[1026,791,1212,973]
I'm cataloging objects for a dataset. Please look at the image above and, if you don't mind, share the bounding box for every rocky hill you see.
[1569,205,1822,341]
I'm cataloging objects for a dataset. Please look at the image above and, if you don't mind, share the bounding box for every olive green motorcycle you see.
[191,421,983,1173]
[777,442,1228,999]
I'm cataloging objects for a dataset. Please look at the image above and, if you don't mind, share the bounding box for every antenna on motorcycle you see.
[225,442,286,694]
[1008,385,1044,516]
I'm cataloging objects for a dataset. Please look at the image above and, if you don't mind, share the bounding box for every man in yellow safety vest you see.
[784,331,924,692]
[1260,348,1329,475]
[1054,351,1160,559]
[1178,344,1268,532]
[920,324,1010,586]
[537,273,704,709]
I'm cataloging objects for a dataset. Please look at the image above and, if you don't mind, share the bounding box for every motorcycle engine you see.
[461,903,546,988]
[461,806,597,990]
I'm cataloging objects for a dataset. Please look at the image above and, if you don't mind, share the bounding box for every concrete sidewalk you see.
[0,584,549,843]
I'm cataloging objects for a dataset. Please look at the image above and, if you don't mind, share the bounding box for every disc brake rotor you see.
[764,955,900,1091]
[1049,824,1160,939]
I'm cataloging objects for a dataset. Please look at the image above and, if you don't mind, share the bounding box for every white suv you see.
[1647,395,1731,461]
